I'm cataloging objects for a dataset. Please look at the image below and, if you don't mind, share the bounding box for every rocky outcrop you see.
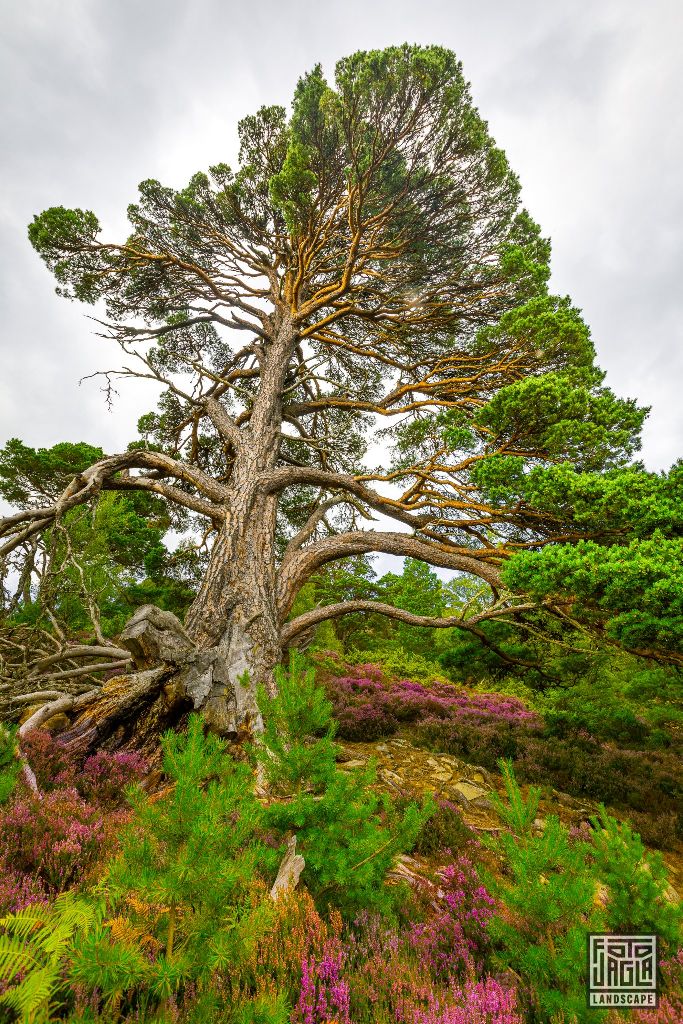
[337,734,683,898]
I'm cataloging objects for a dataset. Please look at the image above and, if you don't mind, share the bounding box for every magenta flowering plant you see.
[0,785,119,898]
[410,978,523,1024]
[339,909,516,1024]
[327,666,539,743]
[20,728,148,804]
[293,936,351,1024]
[78,748,148,807]
[0,865,48,916]
[408,856,496,980]
[18,727,71,789]
[0,730,147,914]
[324,853,501,1024]
[632,949,683,1024]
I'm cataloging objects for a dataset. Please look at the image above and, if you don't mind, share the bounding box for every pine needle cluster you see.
[253,653,428,914]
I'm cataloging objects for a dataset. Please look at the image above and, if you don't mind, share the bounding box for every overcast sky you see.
[1,0,682,474]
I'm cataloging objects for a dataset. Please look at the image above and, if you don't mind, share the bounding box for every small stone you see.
[449,788,470,808]
[554,791,579,807]
[453,781,488,802]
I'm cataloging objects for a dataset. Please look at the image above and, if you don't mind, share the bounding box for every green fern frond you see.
[0,892,102,1021]
[0,937,40,979]
[1,964,56,1016]
[0,904,52,937]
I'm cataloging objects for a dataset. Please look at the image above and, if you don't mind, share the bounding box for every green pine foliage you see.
[254,653,428,914]
[590,807,681,944]
[0,724,20,804]
[231,993,290,1024]
[379,559,445,660]
[488,761,682,1023]
[500,461,683,660]
[488,761,601,1022]
[0,438,198,636]
[70,716,270,1016]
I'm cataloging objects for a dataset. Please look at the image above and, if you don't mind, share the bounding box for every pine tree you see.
[254,653,427,914]
[488,761,598,1023]
[590,807,681,946]
[70,716,270,1015]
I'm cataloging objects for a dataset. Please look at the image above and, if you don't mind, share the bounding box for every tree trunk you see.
[54,317,296,756]
[55,495,284,755]
[181,499,283,735]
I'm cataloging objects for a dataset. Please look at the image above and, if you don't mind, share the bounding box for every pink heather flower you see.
[411,979,522,1024]
[293,938,351,1024]
[328,666,540,741]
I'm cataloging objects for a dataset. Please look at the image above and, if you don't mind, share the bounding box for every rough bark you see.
[51,319,298,753]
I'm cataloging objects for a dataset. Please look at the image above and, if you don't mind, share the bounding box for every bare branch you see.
[104,476,223,521]
[25,660,130,685]
[9,691,69,705]
[18,689,101,737]
[278,529,501,620]
[282,599,537,642]
[263,466,437,534]
[201,397,242,447]
[28,645,132,674]
[0,449,229,558]
[282,599,538,668]
[284,497,353,556]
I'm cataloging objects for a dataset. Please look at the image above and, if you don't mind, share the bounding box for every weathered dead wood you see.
[270,835,305,899]
[57,667,172,757]
[19,688,101,736]
[47,603,264,756]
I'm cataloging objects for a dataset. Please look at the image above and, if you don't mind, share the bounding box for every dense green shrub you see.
[590,808,681,944]
[488,762,681,1024]
[254,655,427,915]
[68,716,270,1020]
[405,795,475,858]
[487,763,597,1022]
[413,716,682,846]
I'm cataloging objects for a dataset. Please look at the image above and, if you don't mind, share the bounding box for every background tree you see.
[0,44,657,747]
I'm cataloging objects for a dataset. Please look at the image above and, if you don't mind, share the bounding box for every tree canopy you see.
[1,44,679,742]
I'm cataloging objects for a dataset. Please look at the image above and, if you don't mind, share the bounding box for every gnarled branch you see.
[277,529,501,620]
[0,449,229,558]
[282,599,539,668]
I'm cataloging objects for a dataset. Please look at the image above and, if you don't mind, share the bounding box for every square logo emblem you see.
[587,934,658,1008]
